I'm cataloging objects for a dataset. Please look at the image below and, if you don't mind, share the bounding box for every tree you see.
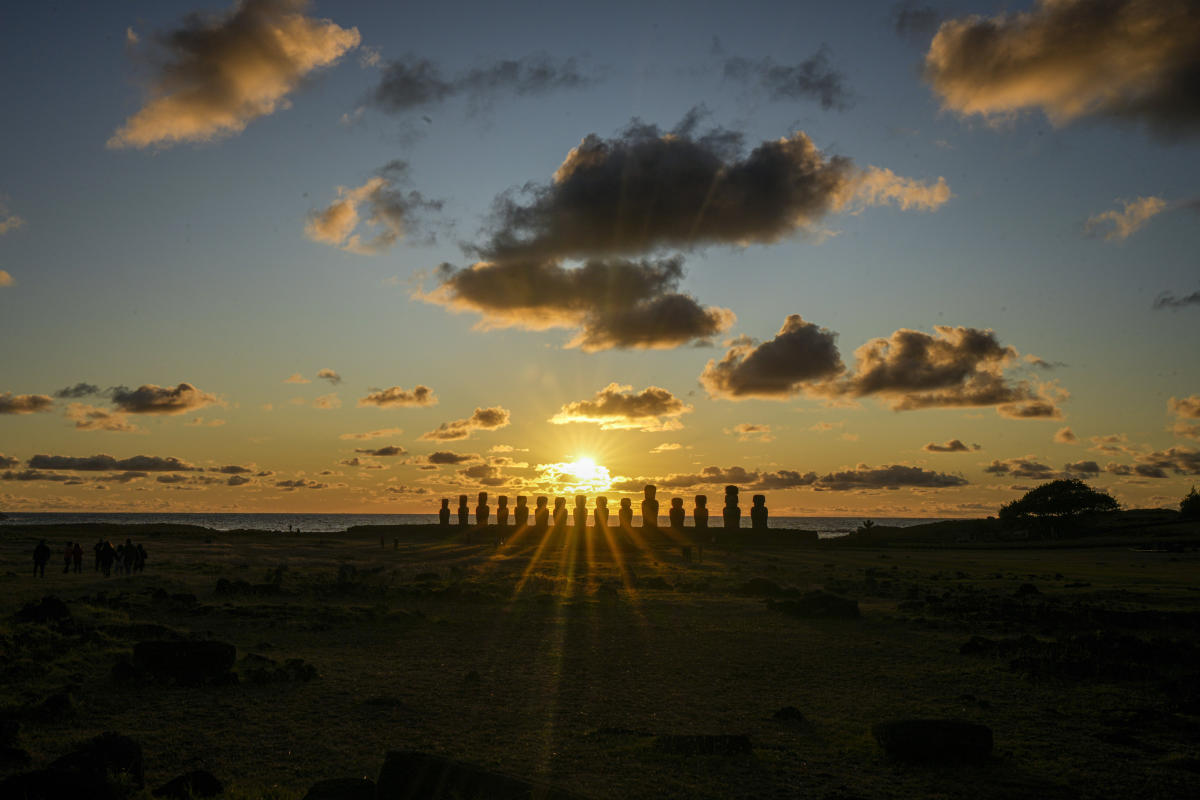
[1181,486,1200,520]
[998,479,1119,521]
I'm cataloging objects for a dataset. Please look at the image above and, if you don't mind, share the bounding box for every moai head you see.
[440,499,450,510]
[596,496,608,509]
[671,498,683,509]
[644,484,657,500]
[575,495,587,509]
[554,497,566,511]
[516,496,528,508]
[753,494,766,507]
[459,494,469,506]
[696,495,707,508]
[478,491,488,505]
[620,498,632,509]
[498,496,509,508]
[535,496,547,509]
[725,485,739,497]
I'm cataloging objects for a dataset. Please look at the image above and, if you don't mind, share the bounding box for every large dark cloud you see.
[1134,446,1200,476]
[357,385,437,407]
[0,393,53,414]
[1063,460,1102,475]
[460,463,508,487]
[369,53,593,114]
[27,454,197,472]
[611,463,965,493]
[701,315,843,400]
[2,470,73,482]
[924,0,1200,137]
[110,383,219,415]
[722,46,851,109]
[354,445,407,456]
[422,256,734,351]
[108,0,360,148]
[984,457,1058,479]
[550,383,691,431]
[421,407,510,441]
[1154,290,1200,310]
[53,383,102,399]
[427,451,477,465]
[814,464,968,491]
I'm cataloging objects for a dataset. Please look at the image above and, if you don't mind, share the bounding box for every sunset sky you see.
[1,0,1198,516]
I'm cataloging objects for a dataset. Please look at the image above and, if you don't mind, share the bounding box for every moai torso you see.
[594,496,609,528]
[553,498,567,530]
[641,484,659,530]
[457,495,470,527]
[694,495,709,530]
[751,494,768,531]
[618,498,633,528]
[723,485,741,530]
[534,497,549,532]
[514,496,529,528]
[475,492,490,527]
[438,499,451,527]
[573,496,587,531]
[497,496,509,526]
[669,498,685,529]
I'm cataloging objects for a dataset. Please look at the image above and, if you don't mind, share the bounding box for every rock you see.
[133,640,236,685]
[1015,583,1041,597]
[15,596,71,625]
[376,750,584,800]
[872,719,993,763]
[152,770,223,799]
[770,591,860,620]
[653,734,753,756]
[301,777,376,800]
[772,706,805,722]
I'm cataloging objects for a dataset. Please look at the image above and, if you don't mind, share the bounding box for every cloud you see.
[722,46,851,109]
[1084,196,1168,240]
[892,2,943,41]
[54,383,102,399]
[313,393,341,410]
[2,470,73,482]
[0,393,53,415]
[1054,426,1079,444]
[1169,395,1200,419]
[474,117,949,264]
[701,315,844,400]
[996,398,1065,420]
[107,0,360,149]
[1133,446,1200,476]
[65,403,142,433]
[550,383,691,431]
[369,53,593,114]
[0,454,18,468]
[358,385,437,408]
[611,463,965,492]
[305,165,441,254]
[275,479,327,490]
[102,471,150,484]
[923,439,978,453]
[421,406,511,441]
[729,423,774,443]
[1090,433,1133,455]
[110,383,219,415]
[421,256,735,351]
[210,464,252,474]
[983,457,1058,479]
[650,443,682,454]
[1154,290,1200,310]
[427,451,477,465]
[227,474,252,487]
[1063,460,1102,475]
[184,417,226,427]
[924,0,1200,137]
[0,199,25,235]
[339,427,403,440]
[354,445,406,456]
[27,453,197,472]
[813,464,968,491]
[460,463,508,487]
[316,368,341,385]
[284,373,311,384]
[0,271,12,287]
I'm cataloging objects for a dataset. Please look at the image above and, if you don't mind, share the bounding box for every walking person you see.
[135,543,147,573]
[33,540,51,577]
[71,542,83,574]
[63,542,73,573]
[93,539,103,571]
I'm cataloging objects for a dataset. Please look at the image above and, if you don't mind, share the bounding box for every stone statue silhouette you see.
[514,496,529,528]
[618,498,633,529]
[669,497,685,530]
[751,494,768,531]
[641,484,659,530]
[594,496,609,529]
[497,496,509,527]
[534,496,549,532]
[553,497,568,531]
[694,495,709,530]
[723,485,740,530]
[475,491,490,527]
[573,495,587,533]
[457,494,470,527]
[438,499,450,527]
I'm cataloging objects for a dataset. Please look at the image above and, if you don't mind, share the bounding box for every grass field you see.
[1,521,1198,799]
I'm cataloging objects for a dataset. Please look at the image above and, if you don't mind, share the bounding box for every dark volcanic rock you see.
[376,750,583,799]
[770,591,859,620]
[773,706,805,722]
[301,776,376,800]
[152,769,223,799]
[653,734,753,756]
[15,596,71,625]
[873,719,993,763]
[133,640,236,685]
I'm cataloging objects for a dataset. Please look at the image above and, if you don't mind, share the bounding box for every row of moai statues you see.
[437,485,769,531]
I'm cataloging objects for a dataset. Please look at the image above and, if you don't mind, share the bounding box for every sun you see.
[538,455,613,495]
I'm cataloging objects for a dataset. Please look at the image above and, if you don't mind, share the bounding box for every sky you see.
[1,0,1198,517]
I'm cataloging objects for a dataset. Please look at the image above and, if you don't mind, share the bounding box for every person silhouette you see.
[534,496,549,533]
[573,495,587,533]
[618,498,633,529]
[751,494,769,531]
[723,485,741,530]
[475,491,490,527]
[669,497,685,530]
[514,496,529,529]
[72,542,83,573]
[63,542,73,573]
[694,495,709,531]
[33,539,51,577]
[438,499,451,527]
[641,485,659,531]
[457,495,470,527]
[594,496,610,529]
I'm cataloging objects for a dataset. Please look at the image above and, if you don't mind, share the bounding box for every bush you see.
[1181,486,1200,519]
[998,479,1118,521]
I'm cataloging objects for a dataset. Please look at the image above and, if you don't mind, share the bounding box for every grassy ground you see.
[1,523,1198,799]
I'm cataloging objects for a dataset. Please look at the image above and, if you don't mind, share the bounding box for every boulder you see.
[872,719,993,763]
[376,750,584,800]
[15,596,71,625]
[301,777,376,800]
[152,770,223,799]
[133,640,236,685]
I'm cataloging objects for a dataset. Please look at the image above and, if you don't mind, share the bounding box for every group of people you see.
[31,537,147,578]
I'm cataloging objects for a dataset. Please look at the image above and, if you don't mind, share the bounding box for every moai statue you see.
[553,497,568,531]
[669,497,685,530]
[534,496,549,532]
[475,491,490,527]
[438,499,451,527]
[641,484,659,530]
[751,494,768,531]
[694,495,709,530]
[573,495,587,533]
[594,496,610,528]
[514,496,530,528]
[497,496,510,527]
[457,494,470,527]
[618,498,633,528]
[722,485,741,530]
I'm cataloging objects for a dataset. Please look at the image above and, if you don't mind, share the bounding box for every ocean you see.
[0,512,947,539]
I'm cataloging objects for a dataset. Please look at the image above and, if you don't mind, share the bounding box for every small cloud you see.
[184,417,225,427]
[53,383,102,399]
[1154,290,1200,310]
[421,406,510,441]
[305,169,440,255]
[427,451,477,465]
[358,385,437,408]
[650,443,682,454]
[110,383,220,415]
[722,45,852,110]
[701,315,844,400]
[1084,197,1168,241]
[0,270,13,287]
[284,373,311,384]
[728,423,774,443]
[316,368,342,385]
[340,427,403,440]
[65,403,142,433]
[125,26,139,44]
[313,393,341,410]
[1054,426,1078,444]
[0,393,53,415]
[354,445,406,456]
[550,383,690,431]
[923,439,977,453]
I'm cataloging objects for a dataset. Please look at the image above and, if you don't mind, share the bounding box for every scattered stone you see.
[772,706,805,722]
[134,640,236,685]
[376,750,583,800]
[15,596,71,625]
[301,777,376,800]
[152,769,224,799]
[872,719,993,763]
[769,591,859,620]
[653,734,753,756]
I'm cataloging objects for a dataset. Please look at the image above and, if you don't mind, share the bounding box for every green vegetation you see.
[998,479,1119,521]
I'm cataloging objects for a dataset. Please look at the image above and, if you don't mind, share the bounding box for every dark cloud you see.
[923,439,977,453]
[316,369,341,385]
[1063,460,1101,475]
[156,474,190,484]
[108,0,360,148]
[1054,426,1079,444]
[369,53,593,114]
[1105,462,1134,476]
[701,315,844,400]
[984,458,1058,479]
[1154,290,1200,310]
[102,471,149,484]
[227,474,252,487]
[814,464,968,491]
[730,423,774,443]
[53,383,102,399]
[65,404,141,433]
[27,454,197,472]
[421,407,511,441]
[0,453,18,468]
[110,383,219,415]
[996,399,1065,420]
[306,165,442,255]
[357,385,437,407]
[0,393,53,414]
[423,256,734,351]
[354,445,407,456]
[550,383,691,431]
[2,469,75,482]
[722,46,851,109]
[460,463,507,486]
[275,479,327,490]
[924,0,1200,137]
[1170,396,1200,419]
[427,451,477,465]
[209,465,252,474]
[1134,446,1200,476]
[611,463,964,492]
[892,2,942,41]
